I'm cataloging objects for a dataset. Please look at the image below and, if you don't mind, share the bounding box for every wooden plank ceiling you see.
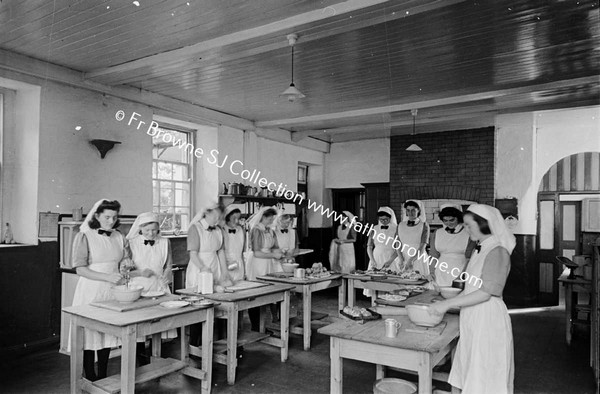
[0,0,598,143]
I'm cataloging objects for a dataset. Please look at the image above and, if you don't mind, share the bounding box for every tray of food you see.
[340,306,382,323]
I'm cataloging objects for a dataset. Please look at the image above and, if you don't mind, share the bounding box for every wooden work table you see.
[257,273,345,350]
[63,302,214,394]
[178,282,294,385]
[343,273,428,307]
[318,314,459,394]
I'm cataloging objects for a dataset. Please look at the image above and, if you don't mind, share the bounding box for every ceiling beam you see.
[257,75,600,128]
[101,0,467,86]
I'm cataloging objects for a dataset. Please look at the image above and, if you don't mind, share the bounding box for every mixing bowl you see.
[281,263,299,273]
[439,286,461,299]
[405,304,443,327]
[112,284,144,303]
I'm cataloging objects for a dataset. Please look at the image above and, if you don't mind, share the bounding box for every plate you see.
[160,300,189,309]
[180,296,202,302]
[141,290,165,298]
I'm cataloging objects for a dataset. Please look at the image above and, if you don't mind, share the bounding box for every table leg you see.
[375,364,385,380]
[417,351,432,394]
[338,280,346,317]
[565,283,573,345]
[69,318,83,394]
[151,334,161,359]
[348,279,356,308]
[181,326,190,366]
[303,285,312,350]
[280,290,290,361]
[259,306,267,334]
[330,337,343,394]
[226,307,238,385]
[202,308,214,394]
[121,325,137,394]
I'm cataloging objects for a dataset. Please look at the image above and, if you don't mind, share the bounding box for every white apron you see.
[129,236,177,340]
[364,224,400,297]
[448,238,514,394]
[186,223,223,287]
[246,227,277,280]
[328,225,356,273]
[222,225,245,282]
[397,221,429,274]
[274,227,296,272]
[433,227,470,287]
[68,230,124,351]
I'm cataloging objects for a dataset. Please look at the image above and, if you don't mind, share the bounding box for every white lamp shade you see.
[406,143,422,151]
[280,83,305,102]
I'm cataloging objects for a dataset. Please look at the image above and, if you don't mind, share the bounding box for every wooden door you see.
[558,201,581,260]
[537,193,559,305]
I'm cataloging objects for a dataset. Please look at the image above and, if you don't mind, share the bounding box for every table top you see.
[558,274,592,285]
[179,282,295,302]
[257,273,343,285]
[343,273,427,286]
[318,314,459,353]
[63,301,213,327]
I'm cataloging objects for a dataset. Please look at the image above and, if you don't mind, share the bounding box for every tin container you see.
[384,318,401,338]
[294,268,306,279]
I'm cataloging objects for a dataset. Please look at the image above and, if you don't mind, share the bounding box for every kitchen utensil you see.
[197,272,213,294]
[260,187,268,197]
[439,287,461,299]
[222,183,229,194]
[160,300,189,309]
[405,304,443,327]
[72,207,83,221]
[452,279,466,290]
[294,268,306,279]
[229,183,241,195]
[281,262,299,273]
[384,318,401,338]
[373,378,417,394]
[180,295,202,302]
[112,284,144,303]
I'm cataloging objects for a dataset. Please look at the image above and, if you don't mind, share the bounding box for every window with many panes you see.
[152,125,192,234]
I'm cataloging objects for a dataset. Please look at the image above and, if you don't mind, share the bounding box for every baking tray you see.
[339,307,382,324]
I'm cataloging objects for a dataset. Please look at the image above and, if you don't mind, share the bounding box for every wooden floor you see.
[0,290,596,394]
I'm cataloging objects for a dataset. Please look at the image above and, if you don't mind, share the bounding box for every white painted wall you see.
[325,138,390,188]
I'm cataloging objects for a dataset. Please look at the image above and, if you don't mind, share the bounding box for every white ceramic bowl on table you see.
[439,286,461,299]
[405,304,444,327]
[281,263,299,273]
[112,284,144,303]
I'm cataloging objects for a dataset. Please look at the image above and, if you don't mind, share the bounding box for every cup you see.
[385,318,401,338]
[72,208,83,222]
[294,268,306,279]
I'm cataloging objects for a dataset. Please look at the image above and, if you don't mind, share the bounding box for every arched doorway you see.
[536,151,600,305]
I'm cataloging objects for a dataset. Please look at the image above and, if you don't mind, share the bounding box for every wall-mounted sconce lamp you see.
[90,139,121,159]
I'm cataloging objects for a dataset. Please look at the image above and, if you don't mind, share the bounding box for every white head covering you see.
[247,206,279,230]
[80,198,115,233]
[404,199,426,223]
[188,202,221,231]
[127,212,159,240]
[376,206,397,225]
[440,203,462,212]
[467,204,516,254]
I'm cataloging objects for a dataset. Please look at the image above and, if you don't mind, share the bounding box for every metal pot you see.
[247,186,257,196]
[260,187,269,197]
[229,183,242,195]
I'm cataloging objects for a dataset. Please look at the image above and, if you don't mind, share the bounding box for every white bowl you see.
[112,284,144,303]
[405,304,443,327]
[439,287,461,299]
[281,263,299,273]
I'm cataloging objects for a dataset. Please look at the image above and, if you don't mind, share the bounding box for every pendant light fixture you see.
[405,109,422,151]
[280,34,306,102]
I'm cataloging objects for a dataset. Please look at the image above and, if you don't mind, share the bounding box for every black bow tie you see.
[144,239,155,246]
[445,227,455,234]
[380,225,389,230]
[407,221,416,226]
[228,229,236,234]
[474,244,481,253]
[280,229,288,233]
[98,229,112,236]
[207,226,216,231]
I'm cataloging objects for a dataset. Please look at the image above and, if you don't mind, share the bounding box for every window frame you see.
[151,122,195,235]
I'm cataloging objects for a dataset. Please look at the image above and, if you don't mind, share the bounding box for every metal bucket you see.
[373,378,417,394]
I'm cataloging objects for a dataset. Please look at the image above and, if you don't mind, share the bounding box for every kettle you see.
[223,183,229,195]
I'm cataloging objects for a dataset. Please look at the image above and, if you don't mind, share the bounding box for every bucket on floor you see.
[373,378,417,394]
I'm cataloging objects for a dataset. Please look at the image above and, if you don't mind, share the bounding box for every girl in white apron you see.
[364,207,400,297]
[429,204,515,394]
[396,199,430,274]
[273,213,298,272]
[186,203,232,346]
[127,212,177,365]
[329,211,357,274]
[220,206,246,283]
[69,199,128,381]
[246,207,283,330]
[429,204,474,287]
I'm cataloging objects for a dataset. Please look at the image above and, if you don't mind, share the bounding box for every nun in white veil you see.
[429,204,515,394]
[328,210,357,273]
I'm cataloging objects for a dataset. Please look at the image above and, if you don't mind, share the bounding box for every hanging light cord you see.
[291,45,295,84]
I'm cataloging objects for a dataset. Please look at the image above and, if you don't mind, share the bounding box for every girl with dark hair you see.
[68,199,129,381]
[396,200,430,273]
[220,205,246,283]
[429,204,515,393]
[429,204,476,287]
